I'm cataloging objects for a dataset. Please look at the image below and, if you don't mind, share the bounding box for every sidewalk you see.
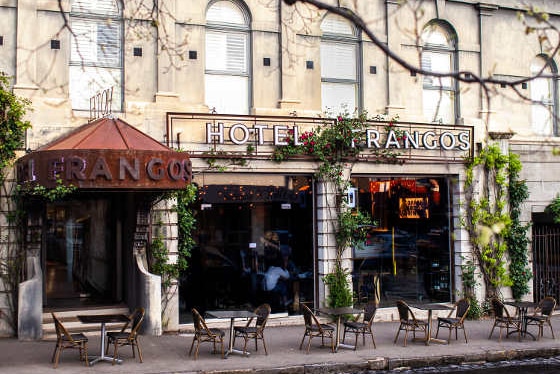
[3,315,560,373]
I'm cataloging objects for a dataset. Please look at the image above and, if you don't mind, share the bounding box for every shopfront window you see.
[351,176,452,306]
[180,174,315,320]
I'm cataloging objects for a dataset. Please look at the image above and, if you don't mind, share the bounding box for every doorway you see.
[44,198,120,308]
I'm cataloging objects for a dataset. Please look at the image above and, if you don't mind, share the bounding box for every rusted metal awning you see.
[16,117,191,190]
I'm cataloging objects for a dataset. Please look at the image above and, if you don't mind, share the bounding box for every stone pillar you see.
[18,257,43,340]
[134,249,162,336]
[315,179,338,307]
[151,198,180,332]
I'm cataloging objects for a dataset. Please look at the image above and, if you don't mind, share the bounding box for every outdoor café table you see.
[411,303,454,345]
[205,310,256,358]
[317,306,362,352]
[77,313,130,365]
[505,300,537,340]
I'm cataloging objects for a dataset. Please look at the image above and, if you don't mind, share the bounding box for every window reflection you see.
[180,175,315,320]
[351,177,451,306]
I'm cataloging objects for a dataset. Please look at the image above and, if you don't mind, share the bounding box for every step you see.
[43,306,130,340]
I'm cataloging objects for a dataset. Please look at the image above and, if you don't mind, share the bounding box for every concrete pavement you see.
[3,312,560,373]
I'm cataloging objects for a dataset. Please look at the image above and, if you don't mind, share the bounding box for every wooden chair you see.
[233,303,271,355]
[488,297,521,342]
[51,312,89,368]
[435,298,470,343]
[393,300,428,347]
[342,300,377,349]
[189,308,225,359]
[106,307,145,364]
[526,296,556,340]
[299,304,335,353]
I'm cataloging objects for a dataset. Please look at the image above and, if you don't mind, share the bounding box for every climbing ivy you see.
[150,183,197,324]
[0,72,31,335]
[464,144,512,298]
[545,195,560,223]
[506,153,531,301]
[464,144,531,302]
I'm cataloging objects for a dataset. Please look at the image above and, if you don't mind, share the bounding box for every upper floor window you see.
[205,0,250,115]
[69,0,122,111]
[320,14,360,116]
[421,22,457,124]
[531,56,557,136]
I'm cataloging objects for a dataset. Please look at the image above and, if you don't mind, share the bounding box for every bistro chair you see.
[393,300,428,347]
[299,304,335,353]
[106,307,145,365]
[189,308,225,359]
[435,298,470,343]
[488,297,521,342]
[233,303,271,355]
[51,312,89,368]
[342,300,377,350]
[526,296,557,340]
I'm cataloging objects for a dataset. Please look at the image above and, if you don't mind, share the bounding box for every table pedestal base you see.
[89,355,123,366]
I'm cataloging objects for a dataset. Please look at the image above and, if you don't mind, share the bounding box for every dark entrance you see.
[44,196,122,307]
[532,213,560,302]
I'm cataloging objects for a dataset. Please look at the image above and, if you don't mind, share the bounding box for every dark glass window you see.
[351,176,452,306]
[180,174,315,321]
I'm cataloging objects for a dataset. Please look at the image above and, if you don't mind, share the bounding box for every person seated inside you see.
[265,257,291,307]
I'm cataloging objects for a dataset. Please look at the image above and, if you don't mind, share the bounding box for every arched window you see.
[69,0,123,111]
[421,22,457,124]
[531,56,557,136]
[320,14,360,116]
[205,0,250,115]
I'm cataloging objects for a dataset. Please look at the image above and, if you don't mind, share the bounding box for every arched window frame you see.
[205,0,251,115]
[531,55,558,136]
[421,21,458,124]
[69,0,123,112]
[320,13,362,116]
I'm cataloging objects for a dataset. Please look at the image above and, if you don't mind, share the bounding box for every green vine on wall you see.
[150,183,197,322]
[273,110,389,307]
[0,72,31,335]
[506,153,531,301]
[464,144,512,297]
[545,195,560,223]
[464,144,531,301]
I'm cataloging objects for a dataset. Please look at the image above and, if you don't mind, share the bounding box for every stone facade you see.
[1,0,560,338]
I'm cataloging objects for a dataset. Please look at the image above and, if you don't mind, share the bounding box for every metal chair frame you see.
[393,300,428,347]
[299,304,335,353]
[526,296,557,340]
[51,312,89,368]
[106,307,145,365]
[342,301,377,350]
[189,308,225,359]
[435,298,470,343]
[233,303,271,355]
[488,298,521,342]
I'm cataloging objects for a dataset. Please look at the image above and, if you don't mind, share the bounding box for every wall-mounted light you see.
[263,57,271,66]
[306,60,314,69]
[410,71,417,77]
[50,40,60,50]
[369,66,377,74]
[189,50,197,60]
[522,82,528,90]
[133,47,142,57]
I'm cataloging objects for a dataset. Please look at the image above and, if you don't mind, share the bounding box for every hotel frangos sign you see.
[166,113,474,162]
